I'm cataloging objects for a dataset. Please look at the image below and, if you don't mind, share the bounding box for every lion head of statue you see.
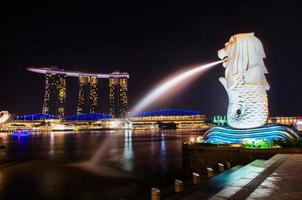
[217,33,269,90]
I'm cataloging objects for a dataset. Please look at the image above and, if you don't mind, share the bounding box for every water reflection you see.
[49,132,54,155]
[0,171,3,194]
[13,134,29,144]
[159,132,167,171]
[0,129,203,199]
[123,130,133,171]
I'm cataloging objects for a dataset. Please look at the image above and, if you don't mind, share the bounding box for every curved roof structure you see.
[0,111,12,123]
[28,67,129,78]
[130,109,201,117]
[64,113,113,121]
[17,114,56,121]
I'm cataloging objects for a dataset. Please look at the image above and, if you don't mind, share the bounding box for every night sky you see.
[1,1,302,117]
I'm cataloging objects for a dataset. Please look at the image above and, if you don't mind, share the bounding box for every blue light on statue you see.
[204,124,302,144]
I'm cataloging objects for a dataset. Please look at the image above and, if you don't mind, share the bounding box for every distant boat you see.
[157,121,177,129]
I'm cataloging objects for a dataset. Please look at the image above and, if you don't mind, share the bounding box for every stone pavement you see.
[245,154,302,200]
[208,154,302,200]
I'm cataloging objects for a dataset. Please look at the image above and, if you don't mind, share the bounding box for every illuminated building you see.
[89,77,98,113]
[77,76,98,114]
[1,110,207,132]
[28,67,129,117]
[128,109,207,129]
[42,69,66,118]
[17,113,56,121]
[64,113,112,121]
[109,72,129,118]
[268,116,302,130]
[63,113,121,131]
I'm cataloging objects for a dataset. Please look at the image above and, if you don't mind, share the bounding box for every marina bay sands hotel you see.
[28,67,129,118]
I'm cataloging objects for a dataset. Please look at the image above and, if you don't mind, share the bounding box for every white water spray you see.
[71,135,133,178]
[130,60,223,114]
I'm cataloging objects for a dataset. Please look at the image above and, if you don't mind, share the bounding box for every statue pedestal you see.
[203,124,301,144]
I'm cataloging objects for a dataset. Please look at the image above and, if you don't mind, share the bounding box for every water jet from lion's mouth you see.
[129,60,223,114]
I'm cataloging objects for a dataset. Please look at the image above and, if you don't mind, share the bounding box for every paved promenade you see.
[245,154,302,200]
[178,160,267,200]
[208,154,302,200]
[163,154,302,200]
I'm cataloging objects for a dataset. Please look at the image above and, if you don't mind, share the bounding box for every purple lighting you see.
[12,130,32,137]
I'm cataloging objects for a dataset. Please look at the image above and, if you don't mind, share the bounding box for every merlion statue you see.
[217,33,269,129]
[203,33,301,144]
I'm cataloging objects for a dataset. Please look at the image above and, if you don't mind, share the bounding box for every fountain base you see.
[203,124,301,144]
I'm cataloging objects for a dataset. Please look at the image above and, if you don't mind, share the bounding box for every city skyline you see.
[1,1,302,117]
[29,66,129,117]
[1,2,302,199]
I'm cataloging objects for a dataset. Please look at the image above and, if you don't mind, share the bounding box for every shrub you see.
[241,139,273,149]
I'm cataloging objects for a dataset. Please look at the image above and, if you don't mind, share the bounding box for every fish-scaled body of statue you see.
[218,33,269,129]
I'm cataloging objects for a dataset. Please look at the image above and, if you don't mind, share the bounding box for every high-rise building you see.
[57,74,67,118]
[89,76,98,113]
[109,72,128,118]
[28,67,129,118]
[42,70,66,118]
[77,76,98,114]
